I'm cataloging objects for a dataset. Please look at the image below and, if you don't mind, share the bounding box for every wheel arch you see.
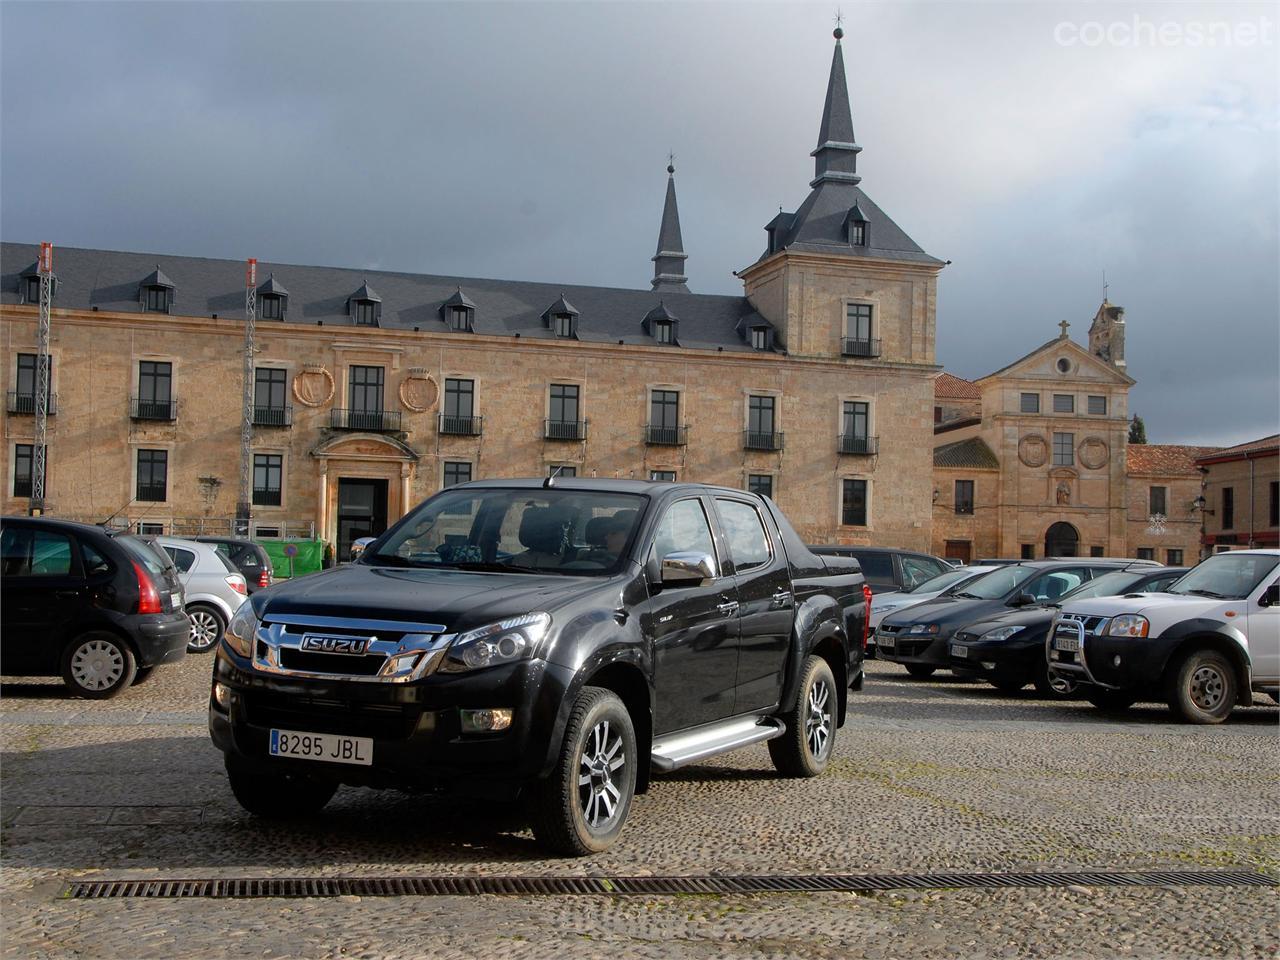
[1163,632,1253,707]
[576,660,654,794]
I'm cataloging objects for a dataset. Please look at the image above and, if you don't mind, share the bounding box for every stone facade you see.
[1197,437,1280,552]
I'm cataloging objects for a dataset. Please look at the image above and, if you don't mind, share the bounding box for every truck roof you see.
[456,477,761,498]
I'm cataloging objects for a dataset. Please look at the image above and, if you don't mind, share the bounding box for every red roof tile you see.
[1126,444,1223,476]
[935,372,981,401]
[1195,434,1279,464]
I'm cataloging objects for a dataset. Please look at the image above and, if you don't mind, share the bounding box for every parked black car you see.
[875,559,1161,678]
[945,566,1189,695]
[195,536,275,593]
[808,545,951,596]
[210,479,869,855]
[1,516,190,698]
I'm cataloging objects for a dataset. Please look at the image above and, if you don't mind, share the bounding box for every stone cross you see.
[1058,319,1070,339]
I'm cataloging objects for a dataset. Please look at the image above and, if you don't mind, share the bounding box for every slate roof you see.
[1127,445,1223,476]
[0,242,766,353]
[935,372,981,401]
[1195,435,1279,464]
[934,437,1000,470]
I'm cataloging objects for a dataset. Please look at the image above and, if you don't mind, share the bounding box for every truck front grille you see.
[277,648,386,677]
[244,692,424,740]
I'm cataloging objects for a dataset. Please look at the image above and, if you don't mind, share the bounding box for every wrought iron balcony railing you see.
[330,408,403,432]
[130,397,177,421]
[6,391,56,415]
[544,419,587,441]
[13,478,33,498]
[136,484,168,502]
[838,434,879,455]
[438,414,484,436]
[743,430,784,452]
[841,338,882,359]
[645,424,688,446]
[253,487,283,506]
[252,405,293,428]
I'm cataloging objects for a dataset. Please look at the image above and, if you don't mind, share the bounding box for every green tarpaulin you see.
[258,539,326,579]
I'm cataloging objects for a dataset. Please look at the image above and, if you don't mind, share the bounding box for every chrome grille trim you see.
[263,613,448,634]
[252,620,454,683]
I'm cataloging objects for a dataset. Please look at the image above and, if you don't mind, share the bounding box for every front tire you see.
[61,632,137,699]
[224,754,338,817]
[905,664,936,679]
[1167,649,1237,724]
[530,687,637,856]
[186,604,226,654]
[769,655,837,778]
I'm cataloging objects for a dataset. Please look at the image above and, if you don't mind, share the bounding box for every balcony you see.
[13,478,32,498]
[645,424,688,446]
[6,391,56,416]
[838,434,879,455]
[438,414,484,436]
[330,408,403,432]
[253,487,282,507]
[743,430,784,451]
[130,397,177,421]
[135,484,167,503]
[253,405,293,428]
[841,338,882,359]
[544,419,587,441]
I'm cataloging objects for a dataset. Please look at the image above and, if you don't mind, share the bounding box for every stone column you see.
[316,465,329,544]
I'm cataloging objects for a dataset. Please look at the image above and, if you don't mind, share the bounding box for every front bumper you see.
[945,632,1046,681]
[874,627,953,667]
[209,645,575,798]
[133,613,192,667]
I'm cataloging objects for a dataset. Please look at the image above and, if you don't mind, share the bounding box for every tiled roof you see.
[0,242,764,353]
[935,372,981,401]
[934,437,1000,470]
[1127,444,1223,476]
[1195,435,1279,464]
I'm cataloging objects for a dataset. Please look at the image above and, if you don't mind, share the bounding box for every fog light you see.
[981,661,996,670]
[213,682,231,710]
[1113,655,1122,667]
[460,708,513,733]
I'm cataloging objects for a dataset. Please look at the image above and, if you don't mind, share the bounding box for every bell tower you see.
[1088,301,1126,371]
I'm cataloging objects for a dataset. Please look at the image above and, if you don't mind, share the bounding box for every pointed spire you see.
[810,27,862,188]
[651,158,690,293]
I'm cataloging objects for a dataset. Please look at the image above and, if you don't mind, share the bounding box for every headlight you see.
[1106,614,1149,638]
[907,623,939,635]
[978,625,1025,643]
[439,613,551,674]
[224,601,259,658]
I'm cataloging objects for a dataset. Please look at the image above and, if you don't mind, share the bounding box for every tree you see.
[1129,415,1147,445]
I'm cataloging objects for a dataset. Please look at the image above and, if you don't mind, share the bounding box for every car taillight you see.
[134,561,163,614]
[861,583,873,650]
[226,576,247,596]
[257,570,270,589]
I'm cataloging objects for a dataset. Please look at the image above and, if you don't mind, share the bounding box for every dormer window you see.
[846,200,869,247]
[440,287,476,332]
[655,321,674,344]
[22,276,41,303]
[138,266,176,313]
[541,294,580,339]
[449,307,470,331]
[146,287,168,311]
[750,326,769,350]
[347,280,382,327]
[643,301,679,345]
[256,274,289,321]
[553,313,575,338]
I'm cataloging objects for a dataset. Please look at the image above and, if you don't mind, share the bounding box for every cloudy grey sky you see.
[2,1,1276,445]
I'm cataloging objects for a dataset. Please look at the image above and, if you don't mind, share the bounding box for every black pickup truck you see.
[210,479,869,854]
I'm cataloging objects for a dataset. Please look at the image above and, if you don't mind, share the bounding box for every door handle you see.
[771,589,793,608]
[716,601,739,616]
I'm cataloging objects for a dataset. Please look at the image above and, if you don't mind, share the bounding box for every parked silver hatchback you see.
[156,537,248,653]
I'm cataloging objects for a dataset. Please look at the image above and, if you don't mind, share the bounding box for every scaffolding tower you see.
[236,258,257,537]
[29,242,54,516]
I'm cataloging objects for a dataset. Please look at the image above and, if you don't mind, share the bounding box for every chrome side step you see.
[650,715,785,772]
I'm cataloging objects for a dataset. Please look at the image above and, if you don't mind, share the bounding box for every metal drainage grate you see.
[65,870,1275,900]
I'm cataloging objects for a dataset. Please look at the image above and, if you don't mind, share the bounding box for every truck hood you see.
[253,563,613,634]
[1057,592,1226,620]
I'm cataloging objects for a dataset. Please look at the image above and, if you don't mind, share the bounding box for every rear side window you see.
[163,546,196,573]
[82,542,113,576]
[715,499,772,572]
[0,526,76,577]
[851,551,894,584]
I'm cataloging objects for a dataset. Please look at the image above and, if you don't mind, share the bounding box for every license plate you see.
[1053,635,1081,653]
[950,643,968,658]
[878,634,895,650]
[269,729,373,766]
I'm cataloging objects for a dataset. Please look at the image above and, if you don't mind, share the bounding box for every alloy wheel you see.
[70,640,125,691]
[578,719,626,830]
[805,678,832,760]
[188,610,221,651]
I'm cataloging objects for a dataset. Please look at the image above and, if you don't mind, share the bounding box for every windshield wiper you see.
[448,561,541,574]
[1185,588,1228,599]
[953,591,981,599]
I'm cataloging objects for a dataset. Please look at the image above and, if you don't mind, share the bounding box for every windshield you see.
[1168,553,1280,600]
[366,488,648,576]
[908,567,980,595]
[1056,569,1146,602]
[953,565,1037,600]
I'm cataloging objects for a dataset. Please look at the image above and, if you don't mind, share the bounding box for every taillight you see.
[226,576,247,596]
[257,570,270,589]
[861,583,873,651]
[134,561,163,614]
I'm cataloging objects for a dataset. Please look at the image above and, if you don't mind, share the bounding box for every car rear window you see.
[115,535,169,577]
[215,551,241,575]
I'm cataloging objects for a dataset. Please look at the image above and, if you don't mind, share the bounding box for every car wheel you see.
[1033,665,1078,700]
[1167,649,1237,725]
[61,632,137,699]
[186,604,226,654]
[1084,689,1137,713]
[990,675,1027,695]
[132,666,156,686]
[530,687,637,856]
[905,664,936,679]
[768,655,837,778]
[224,754,338,817]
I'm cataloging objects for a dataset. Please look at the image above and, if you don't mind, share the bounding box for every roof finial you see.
[667,151,675,175]
[833,9,844,40]
[1102,270,1109,303]
[1058,319,1071,339]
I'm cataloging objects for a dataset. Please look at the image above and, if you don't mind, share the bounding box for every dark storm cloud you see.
[2,1,1276,445]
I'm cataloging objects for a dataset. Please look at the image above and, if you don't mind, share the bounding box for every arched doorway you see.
[310,433,420,560]
[1044,521,1079,558]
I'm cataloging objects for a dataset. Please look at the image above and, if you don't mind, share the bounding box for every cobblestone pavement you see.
[3,657,1277,959]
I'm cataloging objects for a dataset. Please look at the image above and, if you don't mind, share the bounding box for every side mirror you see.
[660,551,716,586]
[1260,584,1280,608]
[1008,592,1036,607]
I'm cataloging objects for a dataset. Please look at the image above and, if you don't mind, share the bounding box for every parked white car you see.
[1049,549,1280,723]
[156,537,248,653]
[870,565,1002,629]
